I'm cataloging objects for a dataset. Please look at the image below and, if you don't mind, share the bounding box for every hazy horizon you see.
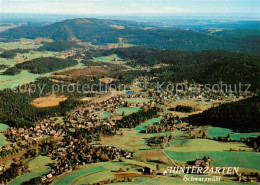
[1,0,259,15]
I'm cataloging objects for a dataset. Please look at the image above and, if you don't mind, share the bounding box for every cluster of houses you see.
[68,94,157,127]
[42,144,132,182]
[134,77,251,104]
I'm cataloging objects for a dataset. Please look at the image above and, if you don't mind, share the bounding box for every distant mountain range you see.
[1,18,259,55]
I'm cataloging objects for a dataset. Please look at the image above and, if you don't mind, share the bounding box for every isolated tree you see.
[156,164,160,171]
[253,141,258,151]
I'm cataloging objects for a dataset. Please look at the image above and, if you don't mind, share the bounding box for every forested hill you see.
[0,18,259,55]
[187,95,260,132]
[95,47,260,91]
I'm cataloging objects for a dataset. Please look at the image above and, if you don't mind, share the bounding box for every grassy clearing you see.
[208,127,233,139]
[73,170,114,185]
[101,129,146,151]
[9,155,54,185]
[168,139,249,152]
[125,98,153,103]
[28,155,54,172]
[0,72,50,90]
[53,166,106,185]
[207,127,260,141]
[0,134,6,146]
[172,130,188,138]
[0,71,36,82]
[57,66,110,77]
[0,57,15,67]
[0,123,9,146]
[135,118,163,131]
[165,150,260,170]
[94,56,110,61]
[116,107,141,116]
[94,54,125,64]
[9,171,49,185]
[53,162,138,185]
[0,42,42,50]
[98,112,111,119]
[230,133,260,141]
[0,123,9,131]
[15,51,58,62]
[0,50,61,90]
[31,95,68,108]
[109,25,125,29]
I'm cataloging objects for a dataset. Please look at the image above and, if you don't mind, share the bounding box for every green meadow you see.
[135,117,163,131]
[9,155,54,185]
[125,98,153,103]
[94,56,110,61]
[0,123,9,131]
[0,42,42,50]
[73,170,114,185]
[208,127,233,139]
[208,127,260,141]
[94,54,121,62]
[117,107,142,116]
[99,112,111,119]
[53,166,106,185]
[168,139,249,152]
[0,135,6,146]
[0,71,51,90]
[230,133,260,141]
[0,123,9,146]
[53,161,138,185]
[164,150,260,170]
[9,171,49,185]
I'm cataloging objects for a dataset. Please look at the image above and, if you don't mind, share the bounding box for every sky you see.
[1,0,259,14]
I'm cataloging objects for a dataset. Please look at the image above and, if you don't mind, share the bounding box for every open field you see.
[0,123,9,146]
[53,166,106,185]
[116,107,142,116]
[207,127,260,141]
[94,54,126,64]
[94,56,110,61]
[168,139,250,152]
[101,121,173,165]
[0,71,51,90]
[164,99,213,117]
[94,54,121,62]
[0,123,9,131]
[81,97,93,101]
[135,118,163,131]
[9,155,54,185]
[0,50,60,90]
[0,134,7,146]
[98,112,111,119]
[0,61,85,91]
[57,66,110,77]
[52,161,139,185]
[99,77,115,83]
[208,127,233,139]
[101,129,148,151]
[28,155,54,171]
[14,51,59,63]
[109,25,125,29]
[31,95,68,108]
[230,133,260,141]
[0,41,42,50]
[165,150,260,170]
[125,98,153,103]
[0,71,36,82]
[0,51,58,68]
[73,170,114,185]
[9,171,49,185]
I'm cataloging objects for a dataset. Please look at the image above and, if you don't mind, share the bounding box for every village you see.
[0,75,258,184]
